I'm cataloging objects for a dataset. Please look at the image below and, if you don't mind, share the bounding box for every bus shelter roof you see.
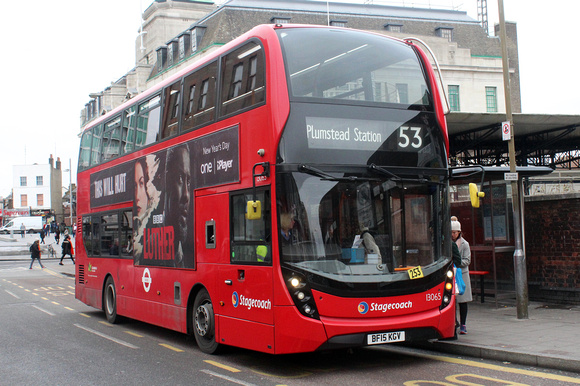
[447,113,580,168]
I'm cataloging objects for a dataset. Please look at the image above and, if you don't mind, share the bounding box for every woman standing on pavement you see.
[29,240,44,269]
[452,216,472,334]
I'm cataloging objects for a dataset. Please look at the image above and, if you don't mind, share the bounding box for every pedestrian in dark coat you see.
[60,235,75,265]
[55,228,60,245]
[29,240,44,269]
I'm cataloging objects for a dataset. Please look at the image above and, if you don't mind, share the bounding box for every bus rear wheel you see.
[192,288,220,354]
[104,276,118,324]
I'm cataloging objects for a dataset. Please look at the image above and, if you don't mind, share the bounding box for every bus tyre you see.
[193,289,220,354]
[104,276,118,324]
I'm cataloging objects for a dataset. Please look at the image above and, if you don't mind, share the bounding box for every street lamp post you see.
[63,159,73,232]
[68,158,73,231]
[498,0,528,319]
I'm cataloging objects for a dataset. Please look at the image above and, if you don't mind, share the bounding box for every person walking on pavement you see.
[40,228,46,244]
[60,235,75,265]
[55,228,60,245]
[29,240,44,269]
[20,223,26,238]
[451,216,472,335]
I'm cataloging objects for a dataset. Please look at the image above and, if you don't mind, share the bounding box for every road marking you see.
[448,373,529,385]
[124,331,143,338]
[99,321,113,327]
[51,301,60,305]
[64,307,74,311]
[205,360,242,373]
[79,313,91,318]
[159,343,184,352]
[74,323,139,349]
[32,305,56,316]
[200,369,255,386]
[409,350,580,384]
[5,290,20,299]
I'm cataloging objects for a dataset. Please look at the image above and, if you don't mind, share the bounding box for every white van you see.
[0,216,44,234]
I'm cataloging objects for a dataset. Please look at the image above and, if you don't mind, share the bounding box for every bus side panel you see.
[217,316,275,354]
[130,265,188,333]
[76,258,136,315]
[125,297,186,333]
[273,306,328,354]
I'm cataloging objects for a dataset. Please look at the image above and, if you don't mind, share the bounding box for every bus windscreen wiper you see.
[368,163,432,184]
[299,164,375,182]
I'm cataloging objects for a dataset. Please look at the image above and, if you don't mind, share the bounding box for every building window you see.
[190,26,206,54]
[178,35,186,60]
[330,20,347,27]
[167,42,175,66]
[436,27,453,42]
[191,28,198,53]
[395,83,408,104]
[21,194,27,206]
[37,194,44,206]
[36,176,43,186]
[271,17,290,24]
[20,176,27,186]
[448,85,460,112]
[486,86,498,112]
[385,24,403,33]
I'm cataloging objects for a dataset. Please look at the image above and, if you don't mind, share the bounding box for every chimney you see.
[49,154,54,168]
[56,157,61,170]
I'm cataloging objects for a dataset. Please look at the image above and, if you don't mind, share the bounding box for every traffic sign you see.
[502,121,511,141]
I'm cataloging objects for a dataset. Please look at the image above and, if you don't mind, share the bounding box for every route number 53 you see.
[398,126,422,149]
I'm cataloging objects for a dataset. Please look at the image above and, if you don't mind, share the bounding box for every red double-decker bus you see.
[75,24,457,354]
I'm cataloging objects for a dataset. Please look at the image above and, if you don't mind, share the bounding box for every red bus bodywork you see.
[76,24,456,354]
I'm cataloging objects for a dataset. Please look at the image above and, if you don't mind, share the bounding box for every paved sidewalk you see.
[414,300,580,373]
[0,233,68,258]
[2,236,578,373]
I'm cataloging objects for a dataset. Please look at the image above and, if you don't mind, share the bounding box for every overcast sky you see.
[0,0,577,198]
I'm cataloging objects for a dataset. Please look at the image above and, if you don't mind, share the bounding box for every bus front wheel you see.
[192,288,220,354]
[104,276,118,324]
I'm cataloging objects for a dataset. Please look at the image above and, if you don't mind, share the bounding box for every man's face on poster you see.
[166,146,191,245]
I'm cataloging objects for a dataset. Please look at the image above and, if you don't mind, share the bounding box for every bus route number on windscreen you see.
[407,266,424,279]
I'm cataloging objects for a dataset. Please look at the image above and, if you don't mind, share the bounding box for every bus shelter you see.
[450,166,553,306]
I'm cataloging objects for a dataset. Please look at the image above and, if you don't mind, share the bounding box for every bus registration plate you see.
[367,331,405,345]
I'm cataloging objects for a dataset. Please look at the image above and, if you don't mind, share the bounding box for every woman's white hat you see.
[451,220,461,232]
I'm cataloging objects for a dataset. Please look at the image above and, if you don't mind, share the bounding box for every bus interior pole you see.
[498,0,528,319]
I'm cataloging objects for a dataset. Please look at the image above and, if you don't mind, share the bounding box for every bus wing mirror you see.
[469,183,485,208]
[248,162,270,220]
[246,200,262,220]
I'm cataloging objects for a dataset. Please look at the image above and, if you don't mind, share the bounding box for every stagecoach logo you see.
[232,292,272,310]
[142,268,152,293]
[232,291,239,308]
[358,301,369,314]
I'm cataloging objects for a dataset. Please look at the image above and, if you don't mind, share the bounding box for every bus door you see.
[216,189,275,352]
